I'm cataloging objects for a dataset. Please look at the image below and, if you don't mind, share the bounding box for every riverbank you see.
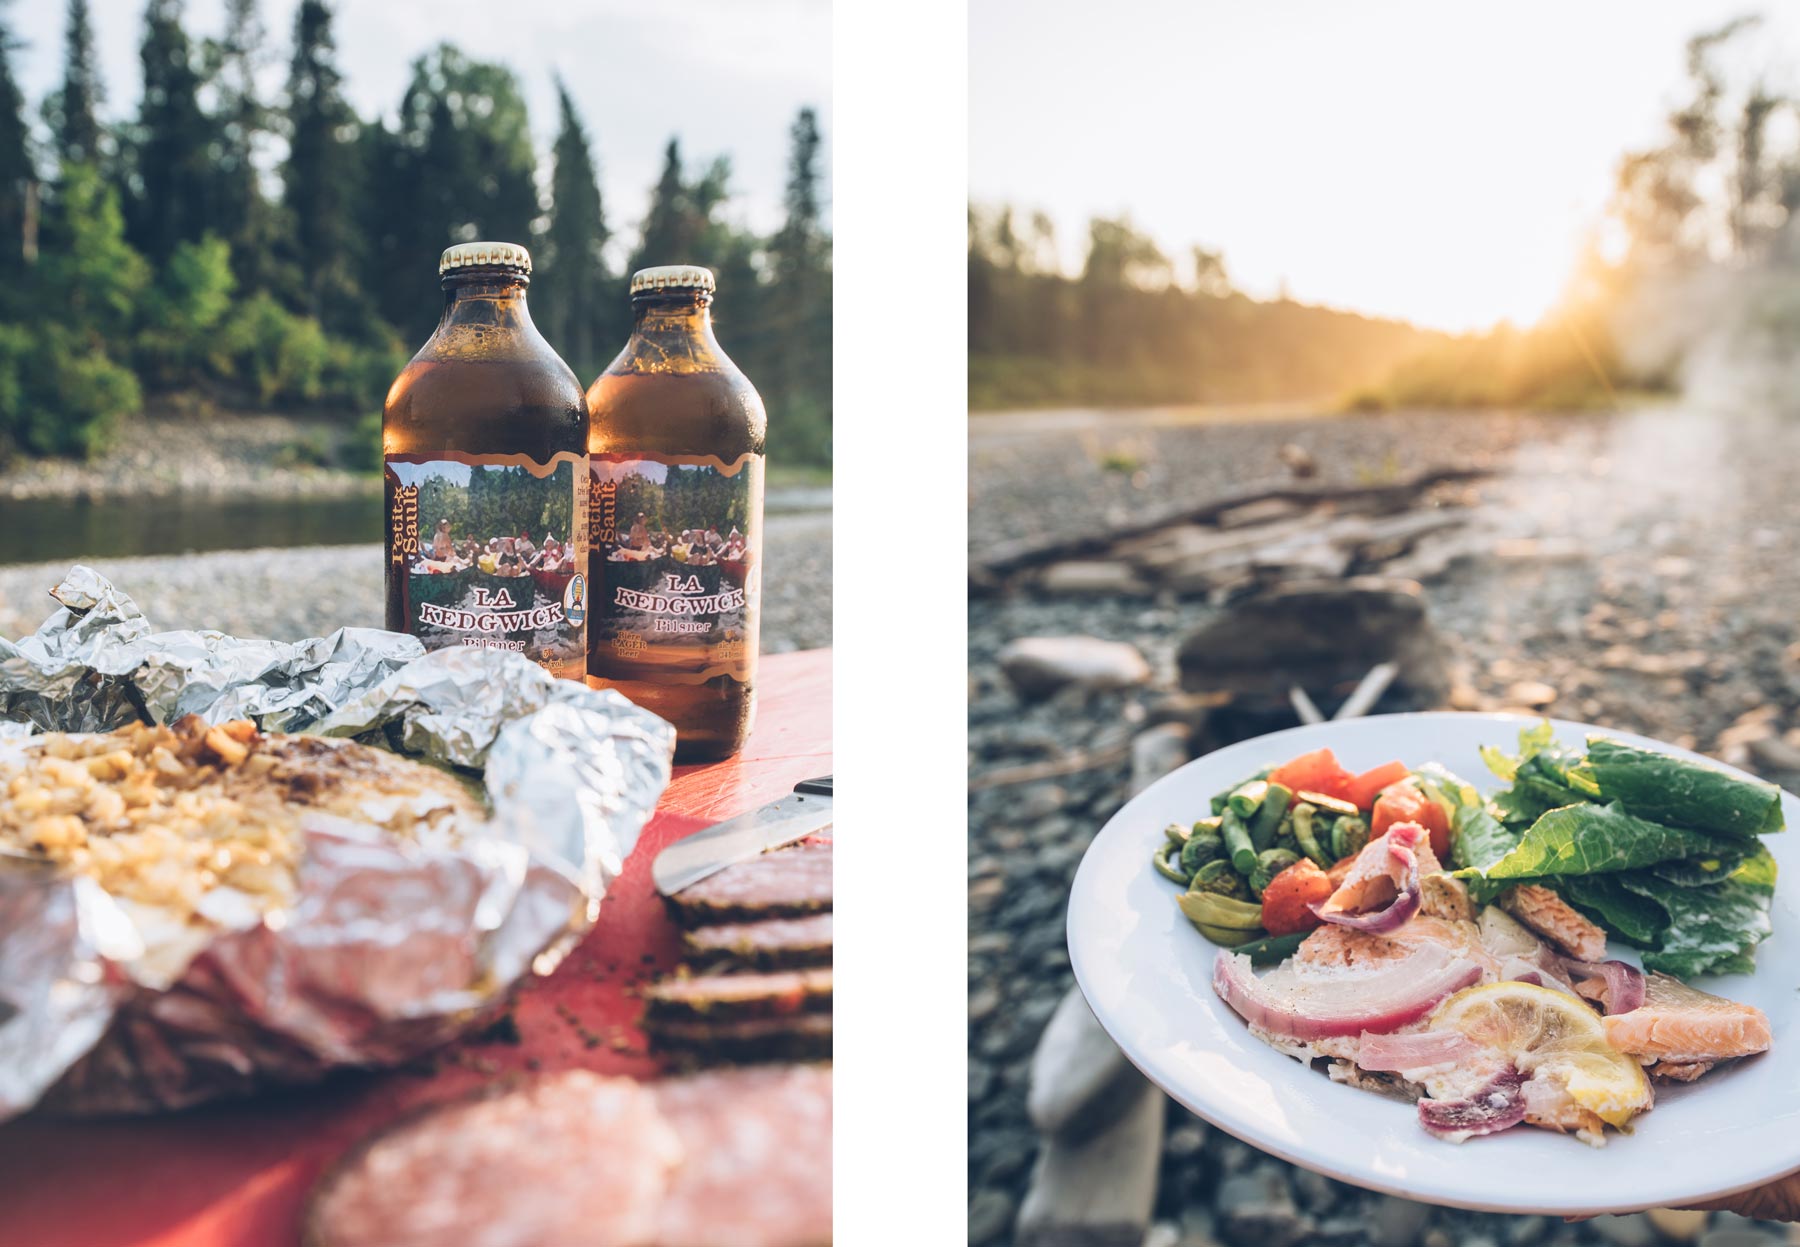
[0,510,832,653]
[0,407,377,501]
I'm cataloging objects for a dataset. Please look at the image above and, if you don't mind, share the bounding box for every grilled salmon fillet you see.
[1500,885,1607,962]
[1604,972,1771,1066]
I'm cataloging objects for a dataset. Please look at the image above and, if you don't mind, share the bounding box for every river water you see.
[0,484,831,565]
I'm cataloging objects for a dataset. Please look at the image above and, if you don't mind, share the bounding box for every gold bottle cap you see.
[439,241,532,275]
[630,264,715,294]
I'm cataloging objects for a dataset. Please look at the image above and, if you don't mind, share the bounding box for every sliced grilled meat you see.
[643,967,833,1024]
[666,841,832,927]
[649,1014,835,1066]
[681,913,834,971]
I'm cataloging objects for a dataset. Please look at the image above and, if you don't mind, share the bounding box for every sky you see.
[970,0,1800,333]
[10,0,832,245]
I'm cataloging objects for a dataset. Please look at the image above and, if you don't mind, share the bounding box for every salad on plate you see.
[1153,724,1779,1146]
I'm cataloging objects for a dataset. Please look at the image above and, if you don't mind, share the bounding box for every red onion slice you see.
[1310,821,1425,935]
[1356,1029,1480,1071]
[1563,957,1646,1015]
[1418,1068,1527,1141]
[1212,945,1485,1042]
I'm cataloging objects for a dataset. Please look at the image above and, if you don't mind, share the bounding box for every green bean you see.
[1163,822,1191,845]
[1290,802,1331,868]
[1227,780,1269,819]
[1234,930,1309,966]
[1152,840,1189,884]
[1210,767,1271,817]
[1220,808,1257,874]
[1248,781,1292,850]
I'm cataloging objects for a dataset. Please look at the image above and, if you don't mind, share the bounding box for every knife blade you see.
[653,776,833,897]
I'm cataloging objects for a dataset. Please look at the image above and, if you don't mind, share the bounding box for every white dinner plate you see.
[1067,712,1800,1215]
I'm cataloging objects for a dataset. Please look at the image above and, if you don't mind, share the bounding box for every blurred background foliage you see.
[0,0,832,467]
[970,15,1800,418]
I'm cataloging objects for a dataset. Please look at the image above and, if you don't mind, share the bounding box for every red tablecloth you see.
[0,650,831,1247]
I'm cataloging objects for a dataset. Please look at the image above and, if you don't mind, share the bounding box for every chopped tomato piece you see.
[1371,781,1451,860]
[1346,760,1410,811]
[1268,748,1355,803]
[1260,858,1334,936]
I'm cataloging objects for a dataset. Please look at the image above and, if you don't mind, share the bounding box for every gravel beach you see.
[969,404,1800,1247]
[0,510,832,652]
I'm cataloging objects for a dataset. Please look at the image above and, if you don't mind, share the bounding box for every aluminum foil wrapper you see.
[0,567,675,1119]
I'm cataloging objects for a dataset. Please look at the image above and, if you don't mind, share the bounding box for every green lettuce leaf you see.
[1631,846,1777,978]
[1554,875,1670,947]
[1578,737,1784,840]
[1473,802,1729,881]
[1450,801,1520,874]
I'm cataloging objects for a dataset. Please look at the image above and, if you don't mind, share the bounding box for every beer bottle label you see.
[385,450,589,680]
[588,451,763,685]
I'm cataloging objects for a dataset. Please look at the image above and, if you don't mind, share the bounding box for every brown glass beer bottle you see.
[383,242,590,679]
[586,265,766,760]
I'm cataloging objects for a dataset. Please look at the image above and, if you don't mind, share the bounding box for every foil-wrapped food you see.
[0,566,675,1119]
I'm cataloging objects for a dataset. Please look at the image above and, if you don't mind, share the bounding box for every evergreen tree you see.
[127,0,218,265]
[206,0,276,291]
[0,4,30,277]
[371,45,539,339]
[763,107,832,462]
[538,77,610,373]
[43,0,102,170]
[281,0,361,324]
[633,139,700,269]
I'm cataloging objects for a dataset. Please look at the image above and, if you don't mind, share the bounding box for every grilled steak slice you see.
[306,1066,831,1247]
[666,841,832,926]
[682,913,834,971]
[643,968,833,1024]
[648,1013,835,1066]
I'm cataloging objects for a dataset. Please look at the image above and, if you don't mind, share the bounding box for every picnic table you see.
[0,649,832,1247]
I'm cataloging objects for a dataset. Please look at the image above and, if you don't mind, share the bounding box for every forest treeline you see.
[0,0,831,465]
[973,16,1800,417]
[967,209,1444,411]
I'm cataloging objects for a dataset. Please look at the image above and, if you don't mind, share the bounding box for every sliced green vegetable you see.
[1163,822,1191,845]
[1210,766,1272,817]
[1228,780,1270,819]
[1249,782,1292,851]
[1221,808,1257,874]
[1179,889,1265,930]
[1296,790,1358,819]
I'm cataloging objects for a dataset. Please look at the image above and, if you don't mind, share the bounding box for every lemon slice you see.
[1429,981,1651,1129]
